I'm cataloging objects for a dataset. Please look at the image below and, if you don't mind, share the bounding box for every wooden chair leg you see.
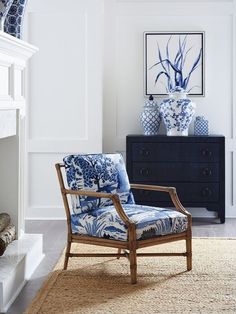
[129,249,137,284]
[186,236,192,271]
[64,241,71,270]
[117,248,121,259]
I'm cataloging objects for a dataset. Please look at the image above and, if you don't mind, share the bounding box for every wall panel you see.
[25,0,103,219]
[103,0,236,218]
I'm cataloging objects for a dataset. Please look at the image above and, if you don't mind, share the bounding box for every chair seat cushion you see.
[71,204,188,241]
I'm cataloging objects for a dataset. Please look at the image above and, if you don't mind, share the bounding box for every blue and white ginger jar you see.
[160,89,196,136]
[140,95,161,135]
[194,116,209,135]
[0,0,14,30]
[4,0,28,38]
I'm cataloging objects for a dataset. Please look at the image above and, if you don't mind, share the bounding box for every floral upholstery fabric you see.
[71,204,188,241]
[63,154,134,215]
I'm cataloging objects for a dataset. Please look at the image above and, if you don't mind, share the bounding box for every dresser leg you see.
[219,206,225,224]
[220,216,225,224]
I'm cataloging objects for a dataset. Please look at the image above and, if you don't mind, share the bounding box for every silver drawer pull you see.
[139,149,150,157]
[202,168,212,176]
[201,148,212,157]
[139,168,150,176]
[201,187,212,197]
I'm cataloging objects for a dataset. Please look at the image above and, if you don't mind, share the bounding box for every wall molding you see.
[28,139,101,153]
[103,0,236,218]
[117,0,232,2]
[27,205,66,220]
[25,0,104,220]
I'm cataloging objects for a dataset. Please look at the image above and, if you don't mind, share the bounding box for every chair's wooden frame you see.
[55,163,192,284]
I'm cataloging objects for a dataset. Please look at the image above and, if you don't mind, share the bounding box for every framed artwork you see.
[144,31,204,96]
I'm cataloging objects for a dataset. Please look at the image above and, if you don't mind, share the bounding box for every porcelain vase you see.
[140,95,161,135]
[4,0,27,38]
[194,116,209,135]
[160,91,196,136]
[0,0,14,31]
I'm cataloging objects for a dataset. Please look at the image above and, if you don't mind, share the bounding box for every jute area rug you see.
[25,238,236,314]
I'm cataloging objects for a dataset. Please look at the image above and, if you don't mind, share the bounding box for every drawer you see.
[132,162,219,182]
[132,182,219,203]
[131,142,220,162]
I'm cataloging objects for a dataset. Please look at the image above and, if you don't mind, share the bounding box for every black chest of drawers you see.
[126,135,225,223]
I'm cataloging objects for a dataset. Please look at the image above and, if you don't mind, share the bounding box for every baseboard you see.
[26,206,66,220]
[25,217,66,220]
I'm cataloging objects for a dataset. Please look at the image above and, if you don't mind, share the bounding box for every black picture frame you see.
[144,31,204,96]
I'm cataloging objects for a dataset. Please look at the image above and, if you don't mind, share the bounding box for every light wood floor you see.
[6,218,236,314]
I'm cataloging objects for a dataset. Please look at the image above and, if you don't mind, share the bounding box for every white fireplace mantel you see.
[0,30,38,235]
[0,31,44,313]
[0,31,37,60]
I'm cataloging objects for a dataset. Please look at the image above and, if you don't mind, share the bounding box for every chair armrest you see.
[62,188,132,227]
[130,183,191,217]
[131,183,174,193]
[63,188,113,199]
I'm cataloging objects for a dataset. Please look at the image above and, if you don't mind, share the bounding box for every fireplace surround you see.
[0,31,44,312]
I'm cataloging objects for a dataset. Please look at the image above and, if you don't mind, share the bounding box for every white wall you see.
[103,0,236,218]
[25,0,236,219]
[25,0,104,219]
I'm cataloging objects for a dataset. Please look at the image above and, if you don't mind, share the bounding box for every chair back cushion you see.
[63,153,135,214]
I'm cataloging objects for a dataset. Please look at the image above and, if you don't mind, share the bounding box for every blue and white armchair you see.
[55,153,192,284]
